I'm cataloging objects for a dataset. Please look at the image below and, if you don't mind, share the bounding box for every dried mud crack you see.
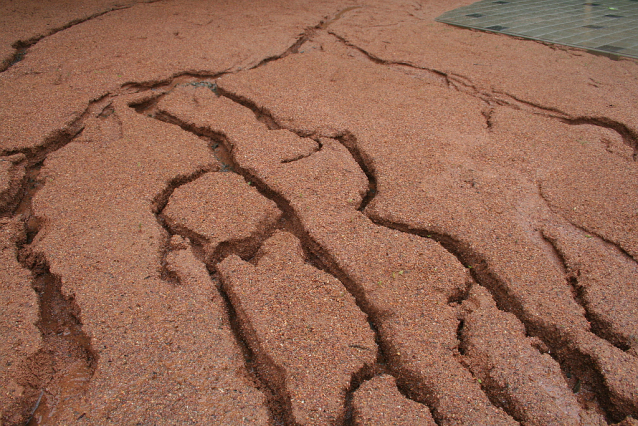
[206,29,638,421]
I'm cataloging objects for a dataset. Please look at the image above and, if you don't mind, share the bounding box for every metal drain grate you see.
[436,0,638,59]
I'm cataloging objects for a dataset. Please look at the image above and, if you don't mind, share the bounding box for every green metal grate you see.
[436,0,638,59]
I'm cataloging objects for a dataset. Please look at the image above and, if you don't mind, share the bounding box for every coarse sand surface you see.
[0,0,637,425]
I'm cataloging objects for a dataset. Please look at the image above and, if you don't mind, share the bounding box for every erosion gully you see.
[329,32,638,422]
[187,83,635,423]
[330,103,631,421]
[129,88,391,425]
[130,81,531,426]
[3,18,636,425]
[0,94,120,425]
[329,32,638,161]
[0,12,349,423]
[0,1,161,74]
[5,76,624,426]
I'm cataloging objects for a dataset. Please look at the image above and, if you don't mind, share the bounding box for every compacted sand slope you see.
[1,0,637,425]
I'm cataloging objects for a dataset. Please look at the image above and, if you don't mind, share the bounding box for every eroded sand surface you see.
[1,0,637,425]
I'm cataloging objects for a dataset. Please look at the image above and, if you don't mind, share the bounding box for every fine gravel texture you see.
[218,231,377,425]
[1,0,637,425]
[460,285,592,426]
[0,219,41,426]
[352,374,437,426]
[161,172,282,263]
[0,154,25,212]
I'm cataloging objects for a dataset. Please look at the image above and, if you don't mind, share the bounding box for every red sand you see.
[1,0,637,425]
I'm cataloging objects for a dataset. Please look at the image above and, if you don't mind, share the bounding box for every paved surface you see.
[1,1,637,425]
[437,0,638,59]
